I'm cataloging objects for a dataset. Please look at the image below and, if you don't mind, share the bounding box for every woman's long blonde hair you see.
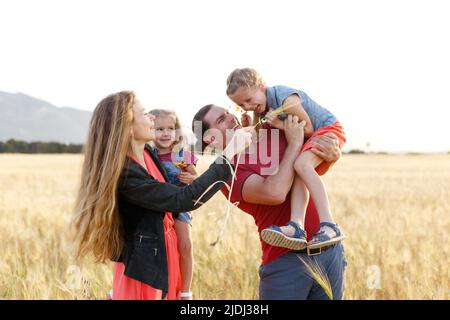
[71,91,135,262]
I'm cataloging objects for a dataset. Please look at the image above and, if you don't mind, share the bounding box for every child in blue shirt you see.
[227,68,346,250]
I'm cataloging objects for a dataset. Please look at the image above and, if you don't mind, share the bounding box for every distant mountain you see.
[0,91,92,144]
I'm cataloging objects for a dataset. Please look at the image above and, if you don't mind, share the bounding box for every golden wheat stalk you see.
[297,255,334,300]
[266,101,299,117]
[192,152,242,246]
[248,101,300,130]
[209,153,242,246]
[233,100,300,117]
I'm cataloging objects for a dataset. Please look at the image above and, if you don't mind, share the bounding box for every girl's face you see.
[131,100,155,142]
[153,116,177,151]
[228,85,267,114]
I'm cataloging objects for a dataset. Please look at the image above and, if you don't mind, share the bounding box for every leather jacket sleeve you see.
[119,156,233,213]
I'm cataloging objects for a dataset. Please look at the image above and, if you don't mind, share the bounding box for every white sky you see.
[1,0,449,152]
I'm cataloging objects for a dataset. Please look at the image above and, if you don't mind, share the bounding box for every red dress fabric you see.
[112,150,182,300]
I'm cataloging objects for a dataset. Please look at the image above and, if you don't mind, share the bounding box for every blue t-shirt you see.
[265,85,337,130]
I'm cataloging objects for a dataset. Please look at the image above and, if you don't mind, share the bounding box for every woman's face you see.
[153,116,177,151]
[131,100,155,142]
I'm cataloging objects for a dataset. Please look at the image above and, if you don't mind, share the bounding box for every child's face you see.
[153,116,177,151]
[228,85,267,114]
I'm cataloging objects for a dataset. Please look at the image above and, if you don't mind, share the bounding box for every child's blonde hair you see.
[227,68,268,132]
[226,68,266,96]
[149,109,184,149]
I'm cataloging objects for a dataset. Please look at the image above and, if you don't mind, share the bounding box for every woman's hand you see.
[223,127,253,160]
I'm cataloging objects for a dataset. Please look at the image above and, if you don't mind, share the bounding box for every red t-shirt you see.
[221,124,320,265]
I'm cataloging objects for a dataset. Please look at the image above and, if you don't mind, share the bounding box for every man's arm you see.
[241,146,299,205]
[241,115,304,205]
[242,124,342,206]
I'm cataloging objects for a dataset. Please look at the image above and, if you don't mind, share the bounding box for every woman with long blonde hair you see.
[71,91,251,299]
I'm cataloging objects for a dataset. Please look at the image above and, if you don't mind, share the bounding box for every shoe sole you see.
[261,229,307,250]
[307,235,345,250]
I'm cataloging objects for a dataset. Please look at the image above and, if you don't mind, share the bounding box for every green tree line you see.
[0,139,83,153]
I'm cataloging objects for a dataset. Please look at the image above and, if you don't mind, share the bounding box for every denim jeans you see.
[259,243,347,300]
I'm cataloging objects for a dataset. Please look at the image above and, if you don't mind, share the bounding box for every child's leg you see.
[279,174,309,237]
[260,158,308,249]
[294,150,337,238]
[294,150,332,222]
[174,218,193,298]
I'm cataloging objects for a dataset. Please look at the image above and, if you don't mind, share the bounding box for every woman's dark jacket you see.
[114,145,232,298]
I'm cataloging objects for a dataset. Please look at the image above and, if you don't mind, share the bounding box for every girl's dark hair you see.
[192,104,214,152]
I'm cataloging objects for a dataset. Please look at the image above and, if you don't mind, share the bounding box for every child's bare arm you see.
[281,94,314,137]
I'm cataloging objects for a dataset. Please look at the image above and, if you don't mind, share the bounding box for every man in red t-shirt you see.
[192,104,347,300]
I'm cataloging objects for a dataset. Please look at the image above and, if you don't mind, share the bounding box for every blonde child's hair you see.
[226,68,267,131]
[149,109,184,149]
[226,68,266,96]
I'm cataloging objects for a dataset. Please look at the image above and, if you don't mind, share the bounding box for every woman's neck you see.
[129,140,146,167]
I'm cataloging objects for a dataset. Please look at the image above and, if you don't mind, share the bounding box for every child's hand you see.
[178,172,195,185]
[265,113,284,129]
[241,112,252,127]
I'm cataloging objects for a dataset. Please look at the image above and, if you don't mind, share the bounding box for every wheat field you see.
[0,153,449,299]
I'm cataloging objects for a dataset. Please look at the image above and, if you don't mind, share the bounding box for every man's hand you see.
[310,133,341,162]
[283,115,305,148]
